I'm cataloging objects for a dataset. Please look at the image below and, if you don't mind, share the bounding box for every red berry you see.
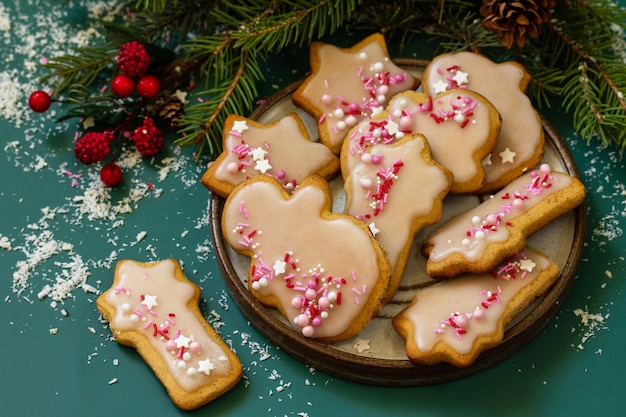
[28,90,52,113]
[132,117,163,157]
[136,75,161,99]
[111,74,135,98]
[74,131,114,165]
[116,41,150,77]
[100,162,123,187]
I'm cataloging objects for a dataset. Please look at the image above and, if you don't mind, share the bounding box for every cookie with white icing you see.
[97,259,243,410]
[292,33,419,154]
[422,51,544,193]
[343,133,452,302]
[221,174,392,342]
[341,89,501,193]
[393,247,560,367]
[201,113,339,198]
[421,164,585,278]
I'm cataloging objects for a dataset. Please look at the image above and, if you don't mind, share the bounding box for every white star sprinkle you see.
[519,258,536,272]
[197,358,216,375]
[141,294,158,310]
[386,119,399,136]
[352,338,371,353]
[432,79,449,94]
[272,259,287,275]
[368,222,380,236]
[173,89,188,104]
[232,120,249,134]
[82,117,95,129]
[254,159,272,174]
[249,147,267,161]
[371,106,384,117]
[499,147,516,164]
[174,334,191,349]
[452,70,469,85]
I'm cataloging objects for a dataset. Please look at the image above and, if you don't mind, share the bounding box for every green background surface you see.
[1,1,624,416]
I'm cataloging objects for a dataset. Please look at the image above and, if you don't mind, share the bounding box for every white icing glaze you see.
[344,135,450,295]
[296,34,417,153]
[344,90,498,192]
[105,260,232,392]
[395,248,557,361]
[213,114,338,191]
[423,52,543,188]
[425,167,573,264]
[222,177,387,339]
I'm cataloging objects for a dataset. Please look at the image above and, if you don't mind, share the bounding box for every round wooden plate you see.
[209,59,586,386]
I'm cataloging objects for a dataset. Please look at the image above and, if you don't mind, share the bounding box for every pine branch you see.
[40,45,116,94]
[175,0,363,157]
[40,0,626,157]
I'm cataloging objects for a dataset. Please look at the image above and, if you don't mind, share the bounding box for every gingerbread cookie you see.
[393,247,560,367]
[422,51,544,193]
[342,89,501,193]
[221,174,392,342]
[422,164,585,278]
[292,33,419,154]
[343,133,452,302]
[201,113,339,198]
[97,259,243,410]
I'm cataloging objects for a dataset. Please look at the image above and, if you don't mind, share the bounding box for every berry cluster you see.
[112,42,161,100]
[28,41,168,187]
[132,117,163,157]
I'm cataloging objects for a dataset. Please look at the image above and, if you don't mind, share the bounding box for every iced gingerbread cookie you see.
[292,33,419,154]
[201,113,339,198]
[422,51,544,193]
[222,174,392,342]
[422,164,585,278]
[97,259,243,410]
[393,247,560,367]
[342,89,501,193]
[343,134,452,302]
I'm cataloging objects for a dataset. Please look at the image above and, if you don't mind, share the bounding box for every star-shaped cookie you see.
[292,33,419,154]
[201,113,339,198]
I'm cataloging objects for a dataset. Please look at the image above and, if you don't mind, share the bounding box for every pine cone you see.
[480,0,556,48]
[148,94,185,128]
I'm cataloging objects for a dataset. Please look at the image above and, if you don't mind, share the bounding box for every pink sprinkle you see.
[113,287,130,295]
[143,320,153,329]
[133,310,143,317]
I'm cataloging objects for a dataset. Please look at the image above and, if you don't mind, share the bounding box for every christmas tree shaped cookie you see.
[202,113,339,198]
[292,33,419,154]
[393,247,560,367]
[422,164,586,278]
